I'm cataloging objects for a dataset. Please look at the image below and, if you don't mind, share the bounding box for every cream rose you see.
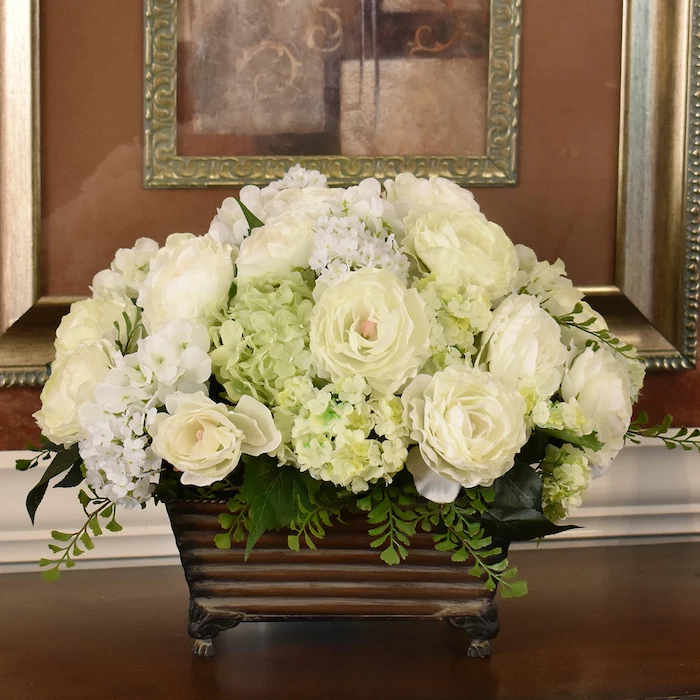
[561,347,633,471]
[235,211,315,280]
[384,173,481,220]
[150,392,282,486]
[310,268,430,395]
[480,294,568,404]
[54,297,139,360]
[137,233,235,333]
[402,365,528,503]
[404,208,518,300]
[34,341,115,447]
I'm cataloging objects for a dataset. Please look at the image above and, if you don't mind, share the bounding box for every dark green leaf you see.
[237,200,264,230]
[241,458,311,559]
[539,427,603,452]
[54,462,84,488]
[26,445,81,524]
[481,507,579,541]
[491,462,543,513]
[15,459,34,471]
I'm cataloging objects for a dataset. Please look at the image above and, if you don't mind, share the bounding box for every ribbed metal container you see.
[166,500,505,658]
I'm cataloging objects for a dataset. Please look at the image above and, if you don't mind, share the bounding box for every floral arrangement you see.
[18,165,695,595]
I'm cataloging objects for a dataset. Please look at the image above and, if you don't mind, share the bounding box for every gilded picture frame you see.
[0,0,699,389]
[142,0,522,188]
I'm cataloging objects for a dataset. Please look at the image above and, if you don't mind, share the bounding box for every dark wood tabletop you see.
[1,542,699,700]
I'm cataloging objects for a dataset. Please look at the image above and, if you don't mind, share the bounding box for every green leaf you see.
[491,462,543,513]
[237,200,264,230]
[50,530,72,542]
[380,547,400,565]
[105,519,123,533]
[78,490,91,508]
[241,458,311,559]
[41,568,61,582]
[88,518,102,537]
[15,459,34,471]
[54,462,85,488]
[481,507,579,541]
[26,445,81,524]
[502,580,528,598]
[287,534,300,552]
[218,512,235,529]
[80,532,95,550]
[539,427,603,452]
[213,532,232,549]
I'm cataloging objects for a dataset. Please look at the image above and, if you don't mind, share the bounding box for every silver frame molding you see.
[0,0,698,387]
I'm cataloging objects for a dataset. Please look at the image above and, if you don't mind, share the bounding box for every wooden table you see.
[1,543,699,700]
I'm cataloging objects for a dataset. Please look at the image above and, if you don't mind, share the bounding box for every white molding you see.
[1,439,699,572]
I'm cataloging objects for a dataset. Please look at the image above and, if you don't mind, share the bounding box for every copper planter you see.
[166,500,505,659]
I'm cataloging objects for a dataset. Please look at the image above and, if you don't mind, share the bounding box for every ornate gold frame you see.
[0,0,698,388]
[142,0,522,187]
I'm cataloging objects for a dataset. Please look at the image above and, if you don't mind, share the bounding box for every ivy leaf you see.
[241,458,312,560]
[482,507,579,541]
[26,445,81,524]
[237,200,264,231]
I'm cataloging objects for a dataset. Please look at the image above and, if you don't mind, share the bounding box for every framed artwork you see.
[1,0,700,411]
[143,0,522,187]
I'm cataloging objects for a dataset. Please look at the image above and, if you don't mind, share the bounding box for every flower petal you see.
[406,448,461,503]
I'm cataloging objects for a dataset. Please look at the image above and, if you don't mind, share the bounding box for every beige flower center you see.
[196,429,205,441]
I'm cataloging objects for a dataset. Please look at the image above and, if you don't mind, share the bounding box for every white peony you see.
[137,233,235,333]
[561,346,633,472]
[92,238,160,300]
[235,211,315,280]
[402,365,528,503]
[404,208,518,300]
[34,341,115,447]
[384,173,481,220]
[150,392,281,486]
[480,294,568,405]
[310,268,431,395]
[54,296,139,360]
[137,319,212,400]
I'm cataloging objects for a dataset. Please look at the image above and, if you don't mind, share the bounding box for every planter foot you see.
[192,637,216,658]
[448,600,500,658]
[467,639,491,658]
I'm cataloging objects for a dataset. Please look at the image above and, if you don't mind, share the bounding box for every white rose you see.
[402,365,528,503]
[54,296,139,360]
[150,392,281,486]
[405,208,518,300]
[480,294,568,403]
[34,341,115,446]
[310,268,430,395]
[561,346,633,472]
[236,211,315,280]
[384,173,481,220]
[92,238,160,300]
[137,233,235,333]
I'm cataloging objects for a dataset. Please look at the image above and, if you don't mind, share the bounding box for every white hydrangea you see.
[79,404,161,510]
[309,215,409,286]
[91,353,157,415]
[137,319,211,402]
[338,178,403,237]
[268,164,327,191]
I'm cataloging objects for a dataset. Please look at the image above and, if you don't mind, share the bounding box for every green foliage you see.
[627,412,700,452]
[538,427,603,453]
[25,445,82,524]
[237,200,264,230]
[214,494,251,550]
[553,303,638,361]
[39,495,123,581]
[480,462,579,541]
[435,502,527,598]
[240,456,315,559]
[287,500,345,552]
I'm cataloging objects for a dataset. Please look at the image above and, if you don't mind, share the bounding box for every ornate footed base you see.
[448,600,500,658]
[188,599,241,658]
[191,638,215,658]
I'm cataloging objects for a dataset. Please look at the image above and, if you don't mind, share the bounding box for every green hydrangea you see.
[274,375,409,492]
[531,398,593,435]
[540,444,591,521]
[414,275,492,371]
[210,271,315,405]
